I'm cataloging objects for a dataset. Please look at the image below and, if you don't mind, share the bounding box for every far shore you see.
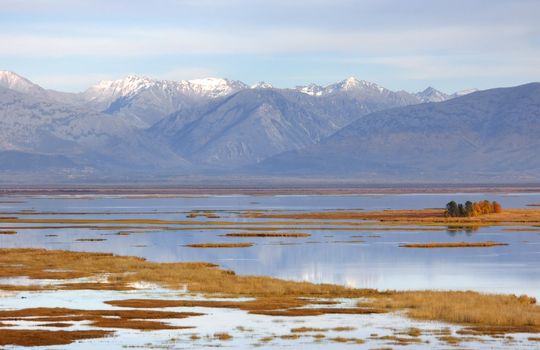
[1,183,540,196]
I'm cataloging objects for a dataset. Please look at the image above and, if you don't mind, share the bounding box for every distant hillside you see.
[254,83,540,181]
[2,70,534,183]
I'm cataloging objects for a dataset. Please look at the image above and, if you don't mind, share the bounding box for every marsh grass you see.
[400,241,508,248]
[363,291,540,332]
[3,248,540,333]
[0,230,16,235]
[0,307,201,331]
[240,208,540,227]
[0,248,371,298]
[0,329,112,347]
[224,232,310,238]
[214,332,233,340]
[185,243,253,248]
[330,337,365,344]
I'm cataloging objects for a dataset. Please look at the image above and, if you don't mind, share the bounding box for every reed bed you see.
[185,243,253,248]
[224,232,310,238]
[400,241,508,248]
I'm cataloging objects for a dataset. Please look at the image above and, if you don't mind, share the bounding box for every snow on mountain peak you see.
[251,81,273,89]
[0,70,44,94]
[84,75,248,102]
[187,77,247,97]
[415,86,449,103]
[297,83,324,96]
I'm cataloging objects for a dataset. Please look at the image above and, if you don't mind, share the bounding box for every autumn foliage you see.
[445,200,502,217]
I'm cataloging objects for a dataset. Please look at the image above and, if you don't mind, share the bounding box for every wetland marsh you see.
[1,192,540,349]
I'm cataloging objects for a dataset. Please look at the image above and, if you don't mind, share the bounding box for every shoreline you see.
[1,184,540,196]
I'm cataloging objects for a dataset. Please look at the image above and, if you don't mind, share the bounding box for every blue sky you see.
[1,0,539,93]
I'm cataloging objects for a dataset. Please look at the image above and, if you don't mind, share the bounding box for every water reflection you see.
[1,193,539,299]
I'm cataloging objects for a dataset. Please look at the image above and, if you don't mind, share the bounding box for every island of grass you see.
[185,242,254,248]
[224,232,310,238]
[400,241,509,248]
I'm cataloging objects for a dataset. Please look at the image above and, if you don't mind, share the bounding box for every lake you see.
[2,192,539,299]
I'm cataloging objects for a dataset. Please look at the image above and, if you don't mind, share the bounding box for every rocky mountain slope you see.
[255,83,540,181]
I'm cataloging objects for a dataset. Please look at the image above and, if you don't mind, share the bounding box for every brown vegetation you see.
[0,307,202,331]
[370,335,423,345]
[291,326,355,333]
[0,329,112,346]
[185,243,253,248]
[214,332,233,340]
[105,297,365,317]
[249,307,385,317]
[2,248,540,334]
[0,248,371,297]
[224,232,311,238]
[239,208,540,227]
[330,337,365,344]
[0,230,16,234]
[400,241,509,248]
[363,291,540,331]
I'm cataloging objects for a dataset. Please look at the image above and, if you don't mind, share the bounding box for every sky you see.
[1,0,539,93]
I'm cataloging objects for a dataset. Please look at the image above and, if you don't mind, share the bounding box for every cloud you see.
[0,24,533,58]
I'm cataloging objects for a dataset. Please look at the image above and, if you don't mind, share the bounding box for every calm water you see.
[1,193,540,298]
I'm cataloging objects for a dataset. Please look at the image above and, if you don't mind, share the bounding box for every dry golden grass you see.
[0,230,16,234]
[38,322,71,327]
[400,241,508,248]
[185,243,253,248]
[291,327,328,333]
[3,248,540,333]
[0,248,371,298]
[186,210,220,219]
[371,335,423,345]
[241,208,540,227]
[363,291,540,332]
[279,334,301,340]
[457,325,540,335]
[0,329,112,346]
[0,307,201,331]
[330,337,365,344]
[438,335,461,344]
[106,297,355,317]
[5,208,539,228]
[249,307,385,317]
[402,328,422,337]
[214,332,233,340]
[291,326,355,333]
[224,232,311,238]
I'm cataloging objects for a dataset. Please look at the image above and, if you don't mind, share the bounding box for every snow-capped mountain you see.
[83,75,248,103]
[297,77,388,96]
[415,87,450,103]
[296,77,420,108]
[296,83,325,96]
[0,70,48,97]
[251,81,274,89]
[2,70,515,182]
[81,75,248,127]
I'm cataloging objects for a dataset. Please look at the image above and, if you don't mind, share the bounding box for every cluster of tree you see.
[445,200,502,217]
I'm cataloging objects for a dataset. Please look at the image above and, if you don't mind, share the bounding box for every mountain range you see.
[0,70,537,183]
